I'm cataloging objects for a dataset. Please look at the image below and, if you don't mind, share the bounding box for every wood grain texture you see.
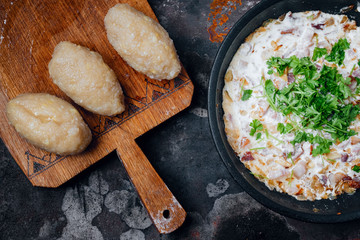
[117,142,187,233]
[0,0,192,233]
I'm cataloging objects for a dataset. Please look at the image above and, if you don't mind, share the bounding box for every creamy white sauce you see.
[223,11,360,200]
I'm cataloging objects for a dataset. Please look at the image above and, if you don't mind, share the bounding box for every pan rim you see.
[208,0,360,223]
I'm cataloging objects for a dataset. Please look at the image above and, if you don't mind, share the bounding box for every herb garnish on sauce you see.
[264,38,360,156]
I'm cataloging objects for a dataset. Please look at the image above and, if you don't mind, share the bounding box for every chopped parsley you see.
[265,38,360,156]
[241,89,253,101]
[277,123,294,134]
[352,165,360,173]
[312,47,327,61]
[256,132,262,140]
[324,38,350,65]
[249,119,263,139]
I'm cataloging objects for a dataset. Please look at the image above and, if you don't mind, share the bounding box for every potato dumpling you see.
[104,3,181,80]
[6,93,92,155]
[48,41,125,116]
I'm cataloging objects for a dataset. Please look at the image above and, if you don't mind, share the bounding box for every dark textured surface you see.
[1,0,360,239]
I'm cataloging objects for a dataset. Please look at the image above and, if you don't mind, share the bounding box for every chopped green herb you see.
[249,119,263,136]
[249,147,266,151]
[326,159,336,163]
[256,132,262,140]
[287,152,294,165]
[266,56,290,75]
[352,165,360,173]
[288,170,294,185]
[312,47,327,61]
[350,64,356,76]
[277,123,294,134]
[325,38,350,65]
[264,38,360,156]
[251,172,268,179]
[264,128,269,138]
[264,79,278,111]
[307,14,314,20]
[290,131,308,145]
[241,89,253,101]
[312,136,332,156]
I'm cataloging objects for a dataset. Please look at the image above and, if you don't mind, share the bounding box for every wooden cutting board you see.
[0,0,193,234]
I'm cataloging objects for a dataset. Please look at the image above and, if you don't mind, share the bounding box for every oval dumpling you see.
[6,93,92,155]
[48,41,125,116]
[104,3,181,80]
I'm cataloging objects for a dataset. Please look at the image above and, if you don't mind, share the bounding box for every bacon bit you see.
[281,28,295,34]
[207,0,242,43]
[257,26,267,32]
[343,176,360,188]
[287,72,295,84]
[274,44,283,51]
[344,22,357,31]
[271,40,277,49]
[312,11,321,20]
[224,70,233,82]
[310,145,313,155]
[347,180,360,188]
[342,176,352,181]
[324,17,335,26]
[241,151,254,161]
[340,15,348,24]
[351,136,360,145]
[341,153,349,162]
[296,188,304,195]
[311,23,325,30]
[240,137,250,147]
[240,77,249,86]
[278,13,286,21]
[319,175,327,186]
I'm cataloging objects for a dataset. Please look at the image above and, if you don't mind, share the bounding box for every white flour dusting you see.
[0,12,8,46]
[120,229,146,240]
[206,179,229,198]
[58,171,108,240]
[104,190,135,215]
[103,182,152,230]
[190,107,208,118]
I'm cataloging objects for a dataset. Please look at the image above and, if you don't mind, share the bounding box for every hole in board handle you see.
[163,209,170,219]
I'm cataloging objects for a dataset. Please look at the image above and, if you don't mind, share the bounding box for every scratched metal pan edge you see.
[208,0,360,223]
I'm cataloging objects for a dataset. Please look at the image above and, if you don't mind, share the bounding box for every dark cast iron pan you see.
[208,0,360,223]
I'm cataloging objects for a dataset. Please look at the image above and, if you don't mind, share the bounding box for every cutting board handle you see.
[116,141,186,234]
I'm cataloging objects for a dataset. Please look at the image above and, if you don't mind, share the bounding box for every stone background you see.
[1,0,360,239]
